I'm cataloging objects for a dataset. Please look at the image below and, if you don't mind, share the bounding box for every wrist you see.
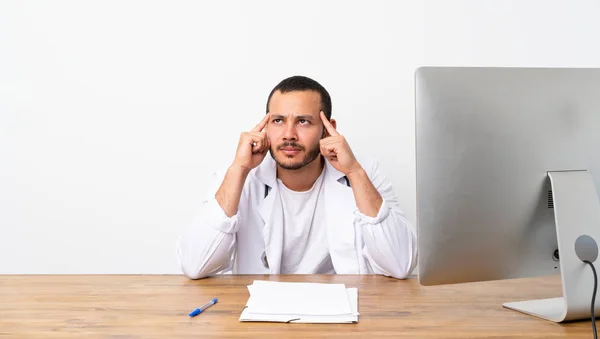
[346,166,366,182]
[229,163,252,177]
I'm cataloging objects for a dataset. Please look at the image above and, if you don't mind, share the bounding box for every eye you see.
[272,118,282,124]
[298,119,310,125]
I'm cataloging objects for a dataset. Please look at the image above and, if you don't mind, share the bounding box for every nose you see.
[282,121,298,141]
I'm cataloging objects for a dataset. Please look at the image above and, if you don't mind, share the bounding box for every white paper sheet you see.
[239,280,359,324]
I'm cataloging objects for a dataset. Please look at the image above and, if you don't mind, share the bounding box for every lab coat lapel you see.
[322,160,360,274]
[255,155,283,274]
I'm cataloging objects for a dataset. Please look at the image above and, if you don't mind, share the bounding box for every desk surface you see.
[0,274,593,338]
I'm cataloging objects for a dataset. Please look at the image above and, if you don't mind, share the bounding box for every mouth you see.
[279,147,302,156]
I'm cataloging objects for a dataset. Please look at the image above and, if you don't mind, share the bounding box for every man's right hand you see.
[232,114,271,172]
[216,114,271,218]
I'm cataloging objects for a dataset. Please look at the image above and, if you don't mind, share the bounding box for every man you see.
[177,75,417,279]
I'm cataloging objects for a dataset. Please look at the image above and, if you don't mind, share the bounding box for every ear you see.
[330,119,337,130]
[266,112,271,131]
[322,119,338,137]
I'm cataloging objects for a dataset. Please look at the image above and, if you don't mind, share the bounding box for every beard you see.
[269,140,321,170]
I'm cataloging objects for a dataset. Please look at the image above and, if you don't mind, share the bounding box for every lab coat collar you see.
[254,153,278,188]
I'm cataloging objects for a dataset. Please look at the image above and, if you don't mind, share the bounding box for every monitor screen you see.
[415,67,600,286]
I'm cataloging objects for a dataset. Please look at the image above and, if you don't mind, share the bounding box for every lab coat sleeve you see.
[356,160,418,279]
[176,170,242,279]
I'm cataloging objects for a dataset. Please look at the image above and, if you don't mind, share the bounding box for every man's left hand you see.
[319,111,363,176]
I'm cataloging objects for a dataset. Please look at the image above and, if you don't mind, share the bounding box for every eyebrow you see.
[271,114,315,121]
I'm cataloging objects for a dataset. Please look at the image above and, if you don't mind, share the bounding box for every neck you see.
[277,156,325,191]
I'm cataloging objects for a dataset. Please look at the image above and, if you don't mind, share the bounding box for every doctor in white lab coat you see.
[177,76,417,279]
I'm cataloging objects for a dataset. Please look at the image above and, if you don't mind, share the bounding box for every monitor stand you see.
[502,170,600,322]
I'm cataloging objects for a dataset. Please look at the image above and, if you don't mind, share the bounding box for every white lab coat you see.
[177,154,418,279]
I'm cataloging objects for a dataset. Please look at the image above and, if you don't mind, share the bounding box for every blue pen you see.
[189,298,218,317]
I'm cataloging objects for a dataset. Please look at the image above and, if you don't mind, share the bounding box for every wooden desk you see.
[0,274,593,338]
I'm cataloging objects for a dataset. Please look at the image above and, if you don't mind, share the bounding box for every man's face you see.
[267,90,325,170]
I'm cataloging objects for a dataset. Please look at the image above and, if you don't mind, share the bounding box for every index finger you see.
[252,113,270,132]
[320,111,339,136]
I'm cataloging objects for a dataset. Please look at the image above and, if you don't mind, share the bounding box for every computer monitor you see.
[415,66,600,323]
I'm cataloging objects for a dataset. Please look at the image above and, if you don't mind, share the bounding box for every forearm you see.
[178,185,244,279]
[177,216,237,279]
[215,165,250,217]
[347,159,418,279]
[347,167,383,217]
[361,210,418,279]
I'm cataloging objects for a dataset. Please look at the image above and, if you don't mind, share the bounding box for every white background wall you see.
[424,0,600,67]
[0,1,423,273]
[3,0,600,274]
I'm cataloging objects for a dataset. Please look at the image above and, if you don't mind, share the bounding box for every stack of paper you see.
[239,280,359,323]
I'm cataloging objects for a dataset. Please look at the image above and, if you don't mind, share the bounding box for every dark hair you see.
[265,75,332,120]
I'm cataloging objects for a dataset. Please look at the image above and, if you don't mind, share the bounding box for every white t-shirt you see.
[277,168,335,274]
